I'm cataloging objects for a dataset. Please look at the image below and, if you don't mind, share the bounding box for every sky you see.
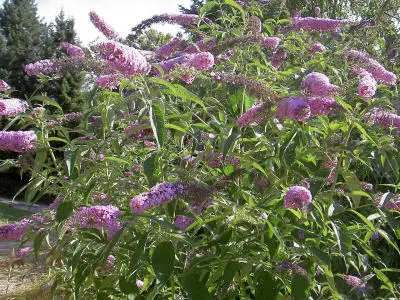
[36,0,192,45]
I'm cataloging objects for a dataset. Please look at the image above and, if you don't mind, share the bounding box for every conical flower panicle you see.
[0,131,37,152]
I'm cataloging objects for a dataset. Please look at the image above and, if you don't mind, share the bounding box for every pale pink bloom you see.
[308,42,326,56]
[15,247,32,258]
[89,11,119,40]
[237,103,266,127]
[0,79,10,92]
[271,48,287,69]
[0,131,37,152]
[97,41,149,78]
[96,74,120,89]
[263,37,281,50]
[358,71,377,99]
[136,280,144,289]
[301,72,340,97]
[155,39,183,59]
[144,140,156,148]
[343,275,366,293]
[103,255,115,273]
[284,185,312,209]
[0,98,28,116]
[49,196,64,210]
[25,59,55,75]
[60,42,85,57]
[306,97,342,116]
[183,38,216,54]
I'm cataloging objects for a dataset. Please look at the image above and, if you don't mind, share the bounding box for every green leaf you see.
[31,95,63,112]
[255,270,279,300]
[223,128,239,157]
[104,156,130,165]
[199,1,217,19]
[32,149,47,177]
[152,241,175,283]
[33,230,47,261]
[291,273,311,300]
[331,222,352,266]
[223,0,245,23]
[374,268,393,290]
[56,201,74,223]
[181,270,212,300]
[119,276,139,294]
[222,261,240,290]
[64,149,77,177]
[144,152,159,187]
[150,101,166,148]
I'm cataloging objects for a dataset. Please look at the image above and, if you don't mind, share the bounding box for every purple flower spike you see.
[284,185,312,209]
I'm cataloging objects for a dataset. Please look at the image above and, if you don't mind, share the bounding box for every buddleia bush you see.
[1,0,400,298]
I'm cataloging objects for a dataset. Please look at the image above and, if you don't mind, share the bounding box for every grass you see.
[0,202,31,226]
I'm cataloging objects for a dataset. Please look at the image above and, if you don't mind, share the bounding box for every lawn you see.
[0,202,31,226]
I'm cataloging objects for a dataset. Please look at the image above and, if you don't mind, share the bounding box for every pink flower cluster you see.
[283,185,312,209]
[155,52,214,84]
[291,16,347,31]
[96,74,120,89]
[130,182,186,213]
[103,255,115,273]
[366,107,400,133]
[97,41,149,78]
[91,193,110,201]
[343,275,366,293]
[25,59,55,75]
[357,70,377,99]
[271,48,287,69]
[0,79,10,92]
[347,50,397,85]
[263,37,281,50]
[49,195,64,210]
[0,98,28,117]
[308,42,326,56]
[0,213,51,241]
[155,39,183,59]
[15,247,33,258]
[277,96,341,121]
[237,103,267,127]
[276,261,309,279]
[68,205,122,240]
[0,131,37,152]
[124,120,153,139]
[324,154,338,186]
[199,151,240,168]
[89,11,119,40]
[301,72,340,97]
[60,42,85,57]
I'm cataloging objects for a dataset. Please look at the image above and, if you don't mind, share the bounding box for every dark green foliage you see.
[0,0,45,97]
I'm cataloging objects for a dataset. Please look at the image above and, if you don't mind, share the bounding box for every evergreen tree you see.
[0,0,46,97]
[46,9,85,112]
[178,0,205,14]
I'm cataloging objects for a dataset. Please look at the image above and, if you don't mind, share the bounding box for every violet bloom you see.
[301,72,340,97]
[0,223,27,241]
[326,170,336,186]
[347,50,397,85]
[283,185,312,209]
[60,42,85,57]
[271,47,287,69]
[144,140,157,148]
[68,205,122,240]
[291,17,347,31]
[0,131,37,152]
[254,173,268,188]
[237,103,266,127]
[174,216,195,231]
[155,39,183,59]
[130,182,186,213]
[263,37,281,50]
[97,41,149,78]
[158,13,211,26]
[96,74,120,89]
[49,195,64,211]
[288,98,311,121]
[387,48,398,61]
[0,98,28,117]
[15,247,32,258]
[306,97,342,116]
[308,42,326,56]
[371,232,380,241]
[276,97,292,119]
[360,182,373,191]
[89,11,119,40]
[343,275,366,293]
[0,79,10,92]
[358,71,377,99]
